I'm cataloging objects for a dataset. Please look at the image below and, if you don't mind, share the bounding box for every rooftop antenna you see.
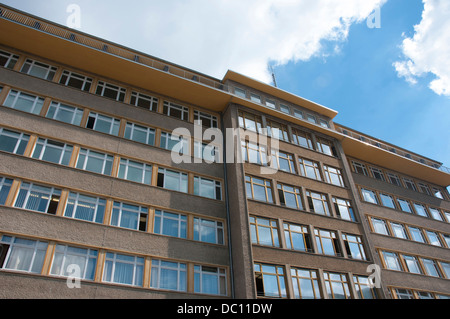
[270,64,278,88]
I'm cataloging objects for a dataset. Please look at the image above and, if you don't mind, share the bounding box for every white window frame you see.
[59,70,93,92]
[110,201,148,231]
[0,128,30,155]
[46,101,84,126]
[95,81,126,102]
[194,265,227,296]
[3,89,45,115]
[150,259,187,292]
[130,91,159,111]
[163,101,189,121]
[14,182,61,214]
[153,210,187,239]
[194,110,218,128]
[86,112,121,136]
[0,50,19,69]
[20,58,57,81]
[32,138,73,166]
[160,131,189,155]
[124,122,155,146]
[193,176,222,200]
[193,217,224,245]
[50,244,98,280]
[157,168,188,193]
[118,158,152,185]
[76,148,114,175]
[102,252,144,287]
[64,192,106,224]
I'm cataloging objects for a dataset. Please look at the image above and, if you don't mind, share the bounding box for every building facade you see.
[0,5,449,299]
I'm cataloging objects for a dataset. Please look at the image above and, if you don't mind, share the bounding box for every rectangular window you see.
[277,183,303,210]
[118,158,152,185]
[418,182,431,196]
[370,167,385,181]
[130,91,158,112]
[390,222,408,239]
[194,265,227,296]
[323,272,351,299]
[50,244,97,280]
[371,218,390,236]
[306,191,330,216]
[250,216,279,247]
[382,251,403,271]
[46,101,84,126]
[234,87,246,98]
[306,114,317,124]
[31,138,73,166]
[245,175,273,203]
[394,288,414,299]
[283,223,312,252]
[238,111,263,133]
[194,141,218,163]
[323,165,345,187]
[163,101,189,121]
[110,201,148,232]
[315,229,341,256]
[387,173,402,187]
[291,268,321,299]
[293,109,304,119]
[14,182,61,215]
[316,137,336,156]
[361,188,379,204]
[425,230,442,247]
[422,258,441,277]
[76,148,113,176]
[59,70,92,92]
[0,128,30,155]
[150,259,187,292]
[160,131,189,155]
[86,112,120,136]
[193,217,224,245]
[265,99,276,109]
[0,235,48,274]
[403,178,417,191]
[408,226,425,243]
[332,198,356,221]
[20,58,57,81]
[396,198,413,213]
[250,93,261,103]
[413,203,429,217]
[379,193,396,209]
[194,176,222,200]
[342,233,367,260]
[441,262,450,279]
[0,50,19,69]
[353,275,376,299]
[241,140,268,166]
[124,122,155,146]
[266,120,289,142]
[254,263,287,298]
[279,104,290,114]
[194,110,218,128]
[319,119,330,128]
[0,177,13,205]
[103,252,144,286]
[298,158,322,180]
[403,255,422,274]
[64,192,106,224]
[95,81,126,102]
[272,151,296,174]
[3,89,45,115]
[352,161,368,176]
[432,187,445,200]
[291,128,313,149]
[429,207,443,221]
[153,210,187,239]
[157,168,188,193]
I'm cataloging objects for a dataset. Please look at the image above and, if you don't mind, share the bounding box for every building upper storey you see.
[0,3,449,187]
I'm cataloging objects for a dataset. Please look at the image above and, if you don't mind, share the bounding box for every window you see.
[59,70,92,92]
[76,148,113,176]
[319,119,330,128]
[291,268,321,299]
[95,81,126,102]
[390,222,408,239]
[103,252,144,286]
[381,251,403,271]
[370,167,385,181]
[316,137,336,156]
[418,182,431,196]
[0,177,13,205]
[157,168,188,193]
[0,235,48,273]
[293,109,304,119]
[323,165,345,187]
[413,203,428,217]
[277,183,303,210]
[425,231,442,247]
[0,128,30,155]
[245,175,273,203]
[64,192,106,224]
[266,120,289,142]
[394,288,414,299]
[110,201,148,232]
[194,176,222,200]
[352,161,368,176]
[265,99,276,109]
[323,272,351,299]
[306,114,317,124]
[422,258,441,277]
[361,188,378,204]
[124,122,155,146]
[371,218,389,236]
[130,91,158,112]
[194,110,218,128]
[20,58,57,81]
[441,262,450,278]
[194,265,227,296]
[153,210,187,239]
[31,138,73,166]
[234,87,246,98]
[250,216,279,247]
[194,141,217,163]
[0,50,19,69]
[315,229,341,256]
[432,187,445,200]
[250,93,261,103]
[46,101,83,126]
[118,158,152,185]
[193,217,224,245]
[241,140,268,166]
[342,233,366,260]
[14,182,61,215]
[279,104,290,114]
[86,112,120,136]
[238,111,263,133]
[417,291,434,299]
[397,198,413,213]
[160,131,189,155]
[283,223,312,252]
[429,207,443,221]
[379,193,396,209]
[306,191,330,216]
[332,198,356,221]
[254,263,287,298]
[151,259,187,292]
[50,244,97,280]
[272,151,296,174]
[444,234,450,248]
[291,128,313,149]
[403,255,422,274]
[408,226,425,243]
[298,158,321,180]
[387,173,402,187]
[403,178,417,191]
[3,89,45,115]
[163,101,189,121]
[353,275,376,299]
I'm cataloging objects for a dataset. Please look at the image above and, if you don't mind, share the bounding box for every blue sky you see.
[2,0,449,173]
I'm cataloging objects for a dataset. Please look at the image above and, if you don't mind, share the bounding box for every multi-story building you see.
[0,4,449,299]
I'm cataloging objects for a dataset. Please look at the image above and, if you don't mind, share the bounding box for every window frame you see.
[3,89,45,115]
[245,175,274,203]
[249,216,280,247]
[46,101,84,126]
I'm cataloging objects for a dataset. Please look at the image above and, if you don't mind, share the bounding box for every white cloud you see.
[394,0,450,96]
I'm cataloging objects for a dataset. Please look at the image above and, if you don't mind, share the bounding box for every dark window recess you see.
[157,172,164,187]
[86,117,95,129]
[0,244,10,268]
[139,214,148,232]
[47,194,60,215]
[255,273,264,296]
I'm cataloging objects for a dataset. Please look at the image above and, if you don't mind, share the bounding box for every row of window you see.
[238,110,338,157]
[351,159,448,201]
[242,140,345,187]
[245,175,356,222]
[0,126,223,200]
[0,176,225,244]
[389,287,449,299]
[253,262,376,299]
[0,49,219,128]
[250,215,367,260]
[0,234,227,295]
[1,87,219,162]
[359,186,450,224]
[369,216,449,249]
[379,249,450,280]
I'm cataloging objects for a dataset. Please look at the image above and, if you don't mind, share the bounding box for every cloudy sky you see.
[3,0,450,171]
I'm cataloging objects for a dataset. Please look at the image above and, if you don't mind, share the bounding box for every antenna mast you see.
[270,65,278,88]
